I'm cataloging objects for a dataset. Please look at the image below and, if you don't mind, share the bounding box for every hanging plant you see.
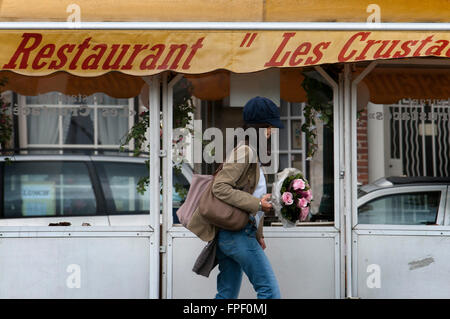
[0,77,13,164]
[300,69,336,159]
[120,77,195,199]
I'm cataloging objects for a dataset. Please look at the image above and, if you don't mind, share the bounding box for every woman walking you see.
[211,96,283,299]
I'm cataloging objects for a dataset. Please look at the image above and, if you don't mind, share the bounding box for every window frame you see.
[355,185,447,229]
[17,93,135,152]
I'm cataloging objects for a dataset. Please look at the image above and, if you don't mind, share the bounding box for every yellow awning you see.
[0,71,145,98]
[361,68,450,104]
[186,68,307,102]
[0,30,448,77]
[0,0,448,22]
[0,69,308,102]
[0,0,447,100]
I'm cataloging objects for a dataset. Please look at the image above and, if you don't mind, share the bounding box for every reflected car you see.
[357,177,450,225]
[0,154,192,226]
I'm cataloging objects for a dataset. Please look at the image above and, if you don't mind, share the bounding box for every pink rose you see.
[292,179,305,191]
[298,190,313,201]
[281,192,294,206]
[300,206,309,221]
[305,189,313,201]
[297,198,308,208]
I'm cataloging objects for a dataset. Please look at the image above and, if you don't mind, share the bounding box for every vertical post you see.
[343,64,353,298]
[314,66,340,231]
[164,74,183,299]
[349,61,377,298]
[161,72,169,299]
[314,65,341,298]
[338,72,345,298]
[147,74,161,299]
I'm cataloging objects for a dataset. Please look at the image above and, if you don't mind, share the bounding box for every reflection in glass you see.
[23,92,131,148]
[95,162,149,213]
[280,99,288,117]
[279,154,289,170]
[292,154,303,171]
[291,102,303,116]
[3,162,97,218]
[279,120,288,150]
[358,192,440,225]
[291,120,302,150]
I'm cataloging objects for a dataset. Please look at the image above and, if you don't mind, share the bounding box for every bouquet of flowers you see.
[272,168,313,227]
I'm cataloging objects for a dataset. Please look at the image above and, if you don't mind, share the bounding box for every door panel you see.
[355,232,450,298]
[354,186,449,297]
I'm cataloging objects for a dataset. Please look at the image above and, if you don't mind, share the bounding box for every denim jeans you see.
[215,216,281,299]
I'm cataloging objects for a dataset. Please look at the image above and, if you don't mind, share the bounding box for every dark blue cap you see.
[243,96,284,129]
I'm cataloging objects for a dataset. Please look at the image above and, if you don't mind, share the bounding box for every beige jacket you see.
[187,144,265,242]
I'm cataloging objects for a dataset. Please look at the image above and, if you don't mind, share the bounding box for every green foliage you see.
[120,78,195,199]
[120,110,150,157]
[0,77,13,163]
[299,69,336,159]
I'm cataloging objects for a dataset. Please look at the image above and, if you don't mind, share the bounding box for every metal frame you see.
[161,73,183,299]
[0,225,151,236]
[142,74,161,299]
[164,67,343,298]
[0,22,447,31]
[338,61,378,298]
[348,58,450,298]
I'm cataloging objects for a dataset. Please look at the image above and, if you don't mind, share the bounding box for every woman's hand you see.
[258,237,267,250]
[260,194,273,213]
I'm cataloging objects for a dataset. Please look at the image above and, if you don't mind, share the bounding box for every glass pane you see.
[280,99,288,117]
[98,108,129,145]
[291,102,303,116]
[27,109,59,145]
[172,168,190,224]
[60,94,79,105]
[3,162,97,217]
[95,162,149,213]
[279,154,289,170]
[95,162,190,215]
[95,93,128,106]
[26,92,60,105]
[63,110,95,145]
[358,192,441,225]
[279,120,288,150]
[292,154,303,171]
[291,120,303,150]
